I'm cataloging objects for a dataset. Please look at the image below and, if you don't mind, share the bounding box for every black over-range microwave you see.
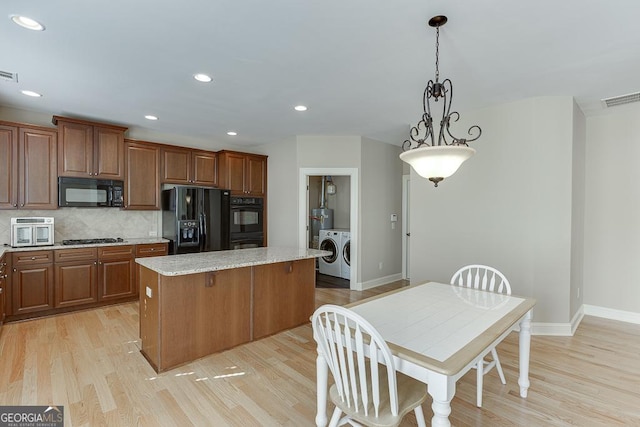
[58,177,124,207]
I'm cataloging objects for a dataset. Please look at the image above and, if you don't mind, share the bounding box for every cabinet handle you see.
[206,272,216,287]
[13,268,17,272]
[285,262,293,274]
[150,248,155,251]
[31,256,36,260]
[94,261,98,265]
[21,203,25,207]
[12,203,17,207]
[0,288,3,294]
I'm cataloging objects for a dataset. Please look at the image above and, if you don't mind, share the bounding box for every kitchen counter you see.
[1,237,168,256]
[135,246,330,276]
[138,246,330,372]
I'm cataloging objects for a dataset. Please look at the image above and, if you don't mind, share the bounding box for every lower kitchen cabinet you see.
[0,255,7,330]
[11,251,55,315]
[54,247,98,308]
[98,245,135,301]
[253,258,315,339]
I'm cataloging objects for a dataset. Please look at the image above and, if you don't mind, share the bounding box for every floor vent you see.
[601,92,640,108]
[0,70,19,83]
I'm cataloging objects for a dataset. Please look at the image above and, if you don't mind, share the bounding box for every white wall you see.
[583,105,640,313]
[409,97,575,323]
[261,137,298,247]
[360,138,403,283]
[570,101,586,318]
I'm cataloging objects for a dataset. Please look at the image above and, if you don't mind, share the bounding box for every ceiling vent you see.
[0,70,18,83]
[601,92,640,108]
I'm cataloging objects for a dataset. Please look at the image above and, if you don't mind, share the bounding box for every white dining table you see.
[314,281,536,427]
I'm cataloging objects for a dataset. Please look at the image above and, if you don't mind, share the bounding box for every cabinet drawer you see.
[54,247,98,263]
[135,243,168,257]
[98,245,134,260]
[12,250,54,265]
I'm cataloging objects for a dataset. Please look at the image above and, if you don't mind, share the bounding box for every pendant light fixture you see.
[400,15,481,187]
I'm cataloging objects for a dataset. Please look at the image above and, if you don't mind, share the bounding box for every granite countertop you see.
[136,247,331,276]
[0,238,168,258]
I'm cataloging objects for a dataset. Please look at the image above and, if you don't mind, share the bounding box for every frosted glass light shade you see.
[399,145,475,180]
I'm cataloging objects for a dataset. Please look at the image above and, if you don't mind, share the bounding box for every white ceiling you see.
[2,0,640,149]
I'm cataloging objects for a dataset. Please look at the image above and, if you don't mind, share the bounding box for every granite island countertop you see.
[135,247,331,276]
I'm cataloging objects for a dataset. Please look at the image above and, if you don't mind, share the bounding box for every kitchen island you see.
[136,247,329,372]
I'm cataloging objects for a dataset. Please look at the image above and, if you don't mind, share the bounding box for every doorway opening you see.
[299,168,359,290]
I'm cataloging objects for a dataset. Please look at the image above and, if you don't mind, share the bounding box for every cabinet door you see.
[161,147,192,183]
[12,264,55,314]
[19,128,58,209]
[57,121,94,177]
[0,124,18,209]
[192,151,218,186]
[0,255,6,324]
[253,259,315,339]
[221,152,246,194]
[55,261,98,308]
[94,126,124,179]
[98,258,135,300]
[125,141,160,209]
[246,155,266,196]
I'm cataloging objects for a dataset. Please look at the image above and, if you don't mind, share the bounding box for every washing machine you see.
[340,231,351,280]
[319,229,342,277]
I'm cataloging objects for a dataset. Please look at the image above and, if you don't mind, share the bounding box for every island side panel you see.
[159,267,252,372]
[253,258,315,340]
[139,265,160,371]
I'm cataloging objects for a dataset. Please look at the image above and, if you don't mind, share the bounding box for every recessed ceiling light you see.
[11,15,45,31]
[294,105,308,112]
[21,90,42,97]
[227,131,237,136]
[145,115,159,121]
[194,73,213,83]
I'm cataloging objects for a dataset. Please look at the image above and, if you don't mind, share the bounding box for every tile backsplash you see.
[0,208,160,246]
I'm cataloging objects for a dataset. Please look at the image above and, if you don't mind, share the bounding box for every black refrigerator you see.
[161,186,231,254]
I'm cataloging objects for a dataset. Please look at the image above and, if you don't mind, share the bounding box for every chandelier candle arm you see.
[400,15,482,187]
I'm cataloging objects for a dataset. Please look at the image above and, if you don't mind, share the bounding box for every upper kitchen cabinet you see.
[53,116,127,180]
[0,122,58,210]
[124,140,161,210]
[217,150,267,196]
[161,146,218,186]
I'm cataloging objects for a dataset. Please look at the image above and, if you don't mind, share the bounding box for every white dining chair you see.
[312,304,427,427]
[450,264,512,408]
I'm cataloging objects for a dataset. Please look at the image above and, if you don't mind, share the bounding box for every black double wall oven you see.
[230,196,264,249]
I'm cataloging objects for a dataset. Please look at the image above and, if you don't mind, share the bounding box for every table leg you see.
[316,351,328,427]
[518,309,532,398]
[428,374,455,427]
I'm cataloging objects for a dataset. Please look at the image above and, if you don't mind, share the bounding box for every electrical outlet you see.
[146,286,153,298]
[148,230,157,237]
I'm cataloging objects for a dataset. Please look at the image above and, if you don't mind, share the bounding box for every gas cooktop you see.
[62,238,124,245]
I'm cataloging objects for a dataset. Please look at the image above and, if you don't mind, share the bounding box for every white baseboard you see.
[356,273,403,291]
[530,322,573,336]
[571,306,585,335]
[583,304,640,324]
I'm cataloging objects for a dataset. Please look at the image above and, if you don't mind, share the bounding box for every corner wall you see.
[408,96,575,324]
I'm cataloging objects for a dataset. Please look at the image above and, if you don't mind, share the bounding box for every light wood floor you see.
[1,281,639,426]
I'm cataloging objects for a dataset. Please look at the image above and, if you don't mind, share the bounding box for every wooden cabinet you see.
[0,255,6,329]
[217,150,267,196]
[124,140,160,210]
[54,247,98,308]
[161,146,217,186]
[135,242,168,258]
[139,256,317,372]
[140,266,252,372]
[253,259,315,339]
[54,116,127,180]
[11,251,54,315]
[98,245,135,301]
[0,122,57,210]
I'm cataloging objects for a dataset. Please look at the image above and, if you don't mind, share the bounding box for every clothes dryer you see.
[340,230,351,280]
[319,229,342,277]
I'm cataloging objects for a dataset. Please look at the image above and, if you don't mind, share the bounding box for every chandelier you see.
[399,15,481,187]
